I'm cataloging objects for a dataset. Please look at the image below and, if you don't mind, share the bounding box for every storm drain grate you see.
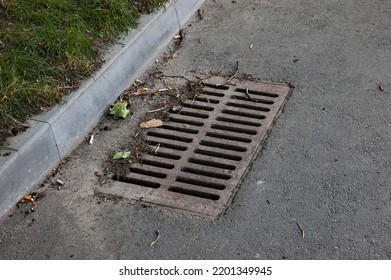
[108,77,291,218]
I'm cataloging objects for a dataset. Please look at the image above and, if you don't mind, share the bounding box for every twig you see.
[147,106,167,113]
[245,87,257,102]
[158,88,170,92]
[157,74,195,84]
[153,143,160,154]
[150,230,160,246]
[217,59,239,86]
[296,222,305,239]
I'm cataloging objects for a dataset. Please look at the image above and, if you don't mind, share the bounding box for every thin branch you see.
[245,87,257,102]
[150,230,160,246]
[147,106,167,113]
[216,59,240,86]
[157,74,195,84]
[296,222,305,239]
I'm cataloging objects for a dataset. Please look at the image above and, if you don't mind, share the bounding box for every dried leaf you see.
[126,87,149,97]
[140,119,164,128]
[110,102,130,119]
[17,192,45,206]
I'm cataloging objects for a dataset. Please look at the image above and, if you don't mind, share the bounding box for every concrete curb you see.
[0,0,205,218]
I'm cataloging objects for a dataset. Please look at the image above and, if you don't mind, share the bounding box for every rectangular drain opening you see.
[175,177,226,190]
[103,77,291,218]
[168,187,220,201]
[112,176,161,189]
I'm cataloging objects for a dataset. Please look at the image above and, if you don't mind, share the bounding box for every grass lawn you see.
[0,0,165,145]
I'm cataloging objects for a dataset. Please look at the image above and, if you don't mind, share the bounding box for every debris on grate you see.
[100,77,291,218]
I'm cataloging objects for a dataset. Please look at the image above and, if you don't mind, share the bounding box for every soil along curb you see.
[0,0,205,218]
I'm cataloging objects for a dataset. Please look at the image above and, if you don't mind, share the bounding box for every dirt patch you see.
[102,75,204,179]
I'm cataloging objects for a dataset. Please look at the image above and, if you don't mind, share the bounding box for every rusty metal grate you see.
[106,77,291,218]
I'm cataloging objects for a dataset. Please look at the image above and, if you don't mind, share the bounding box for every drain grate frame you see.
[104,77,291,218]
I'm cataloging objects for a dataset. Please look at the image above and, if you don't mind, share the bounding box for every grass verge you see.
[0,0,165,145]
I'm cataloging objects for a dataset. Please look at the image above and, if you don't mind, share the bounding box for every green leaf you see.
[110,102,130,119]
[122,151,131,158]
[0,146,18,152]
[113,152,124,160]
[112,150,132,160]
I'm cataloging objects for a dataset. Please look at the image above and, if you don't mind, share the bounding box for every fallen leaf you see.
[140,119,164,128]
[125,87,149,97]
[110,102,130,119]
[113,150,131,160]
[113,152,123,160]
[122,151,131,158]
[17,192,45,207]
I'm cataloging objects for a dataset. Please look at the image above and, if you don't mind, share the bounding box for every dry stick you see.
[296,222,305,239]
[147,106,167,113]
[245,87,257,102]
[150,230,160,246]
[151,143,160,154]
[217,59,240,86]
[158,74,195,84]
